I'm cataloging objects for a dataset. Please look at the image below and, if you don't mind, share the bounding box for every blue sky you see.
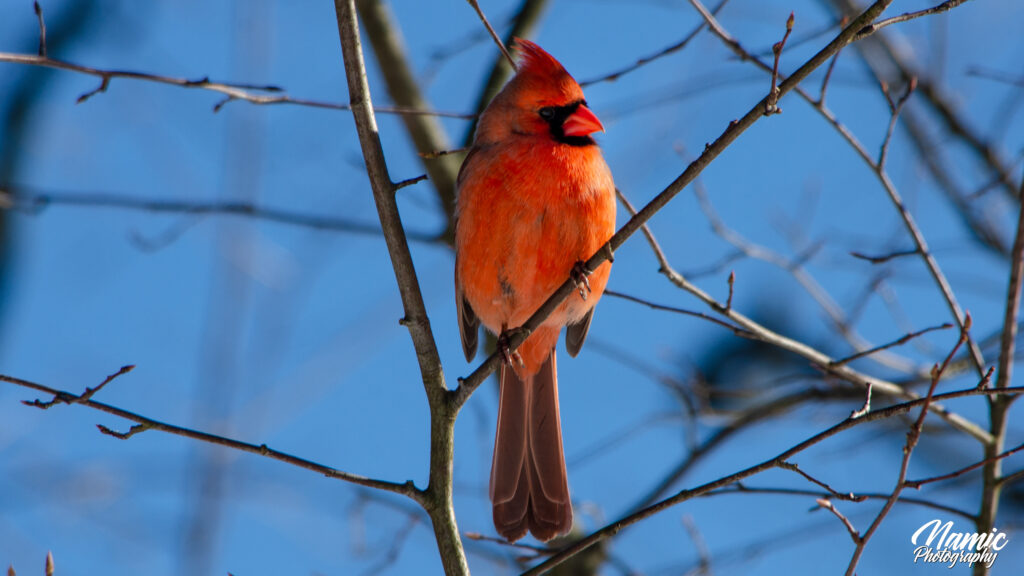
[2,0,1024,574]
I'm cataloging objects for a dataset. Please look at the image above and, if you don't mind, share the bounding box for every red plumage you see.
[454,38,616,542]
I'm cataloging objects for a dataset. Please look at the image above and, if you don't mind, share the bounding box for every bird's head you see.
[476,38,604,147]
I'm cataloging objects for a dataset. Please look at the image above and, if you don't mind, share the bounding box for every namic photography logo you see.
[911,519,1008,569]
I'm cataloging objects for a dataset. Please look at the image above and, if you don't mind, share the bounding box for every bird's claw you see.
[497,328,526,368]
[570,261,592,301]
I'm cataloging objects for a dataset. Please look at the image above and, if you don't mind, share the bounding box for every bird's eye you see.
[539,107,555,120]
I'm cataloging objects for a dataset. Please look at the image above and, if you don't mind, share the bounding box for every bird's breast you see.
[455,138,616,334]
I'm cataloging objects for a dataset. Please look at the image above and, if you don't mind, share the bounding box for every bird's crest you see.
[510,38,583,104]
[513,38,569,78]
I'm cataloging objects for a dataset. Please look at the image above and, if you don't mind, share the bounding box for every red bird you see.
[454,38,616,542]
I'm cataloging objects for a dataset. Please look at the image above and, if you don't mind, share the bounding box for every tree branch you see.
[843,316,970,575]
[976,169,1024,573]
[333,1,466,574]
[0,52,471,118]
[355,0,464,239]
[453,0,902,411]
[689,0,988,379]
[526,382,1015,575]
[0,371,421,498]
[618,186,992,445]
[1,185,441,244]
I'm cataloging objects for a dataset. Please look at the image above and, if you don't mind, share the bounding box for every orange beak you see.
[561,104,605,138]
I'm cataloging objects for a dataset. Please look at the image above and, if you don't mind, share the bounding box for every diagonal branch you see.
[689,0,988,379]
[618,186,991,445]
[333,2,467,574]
[453,0,902,410]
[462,0,549,147]
[843,317,971,575]
[525,382,1016,575]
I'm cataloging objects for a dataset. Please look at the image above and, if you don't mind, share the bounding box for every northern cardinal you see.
[454,38,615,542]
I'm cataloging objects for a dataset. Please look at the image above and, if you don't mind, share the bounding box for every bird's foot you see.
[570,261,592,301]
[497,327,527,368]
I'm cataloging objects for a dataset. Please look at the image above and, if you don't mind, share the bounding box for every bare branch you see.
[525,382,1015,575]
[781,461,864,502]
[878,76,916,169]
[33,1,46,57]
[849,247,918,264]
[333,1,465,573]
[853,0,971,41]
[844,316,971,575]
[580,0,730,87]
[690,0,988,378]
[765,12,794,116]
[465,0,517,69]
[0,371,421,498]
[829,0,1020,202]
[0,52,471,118]
[725,270,735,311]
[1,186,441,244]
[355,0,465,239]
[604,289,754,337]
[624,161,989,445]
[20,364,134,409]
[819,16,848,103]
[907,441,1024,489]
[816,499,860,543]
[829,322,952,367]
[461,0,549,147]
[977,169,1024,560]
[708,484,974,520]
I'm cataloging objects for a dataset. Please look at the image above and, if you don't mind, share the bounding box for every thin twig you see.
[907,441,1024,489]
[781,461,864,501]
[765,12,795,115]
[832,0,1020,204]
[579,0,731,87]
[461,0,549,149]
[878,77,916,169]
[816,499,860,543]
[829,322,952,367]
[1,187,441,244]
[708,484,974,520]
[0,52,472,118]
[818,16,848,103]
[604,289,754,337]
[33,2,46,57]
[1,371,422,498]
[20,365,134,410]
[628,387,856,511]
[682,515,713,575]
[465,0,516,69]
[725,270,735,311]
[852,0,970,41]
[850,381,872,419]
[849,247,918,264]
